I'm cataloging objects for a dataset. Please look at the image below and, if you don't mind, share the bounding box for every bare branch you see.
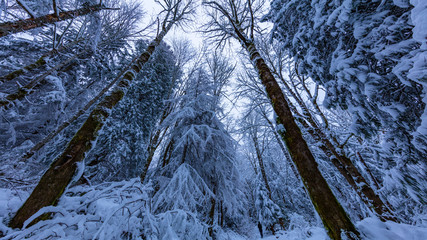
[52,0,58,17]
[16,0,35,18]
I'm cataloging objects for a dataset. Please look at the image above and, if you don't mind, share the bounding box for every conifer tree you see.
[151,57,244,238]
[8,0,195,229]
[86,41,177,182]
[203,1,359,239]
[266,0,427,210]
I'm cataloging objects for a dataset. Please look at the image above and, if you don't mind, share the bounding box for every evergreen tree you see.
[8,0,195,228]
[151,61,245,238]
[266,0,426,210]
[86,41,177,182]
[203,1,359,238]
[255,174,284,234]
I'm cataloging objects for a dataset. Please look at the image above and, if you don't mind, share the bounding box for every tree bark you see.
[208,188,216,238]
[275,65,394,220]
[8,23,173,229]
[243,40,358,240]
[0,38,84,84]
[0,50,88,109]
[252,134,272,198]
[0,57,46,84]
[19,55,140,161]
[0,4,112,38]
[294,107,394,220]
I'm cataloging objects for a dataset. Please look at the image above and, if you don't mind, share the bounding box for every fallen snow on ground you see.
[261,226,327,240]
[356,217,427,240]
[261,218,427,240]
[0,188,29,235]
[1,187,426,239]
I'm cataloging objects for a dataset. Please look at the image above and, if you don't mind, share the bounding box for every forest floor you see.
[260,218,427,240]
[1,185,426,239]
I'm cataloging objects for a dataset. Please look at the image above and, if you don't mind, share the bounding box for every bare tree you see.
[0,1,145,108]
[0,3,117,38]
[15,0,35,18]
[8,0,195,229]
[203,0,358,239]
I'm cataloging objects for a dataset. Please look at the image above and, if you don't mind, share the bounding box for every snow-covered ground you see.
[1,186,426,240]
[260,218,427,240]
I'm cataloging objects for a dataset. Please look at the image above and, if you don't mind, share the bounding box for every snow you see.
[0,189,28,220]
[357,217,427,240]
[409,0,427,143]
[1,184,426,239]
[262,226,327,240]
[259,217,427,240]
[410,0,427,47]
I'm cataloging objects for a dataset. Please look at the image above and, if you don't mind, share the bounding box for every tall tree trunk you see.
[356,152,381,190]
[140,103,174,182]
[8,23,174,229]
[20,55,140,161]
[140,129,162,182]
[0,4,113,38]
[0,38,84,84]
[294,103,394,220]
[252,134,272,198]
[0,50,89,109]
[203,1,357,235]
[252,132,286,230]
[0,57,46,84]
[208,188,216,238]
[243,40,358,239]
[274,65,394,220]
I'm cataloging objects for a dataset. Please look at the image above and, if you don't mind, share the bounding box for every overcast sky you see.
[140,0,205,48]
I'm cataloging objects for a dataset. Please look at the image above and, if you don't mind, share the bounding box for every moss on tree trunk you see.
[0,4,107,38]
[244,41,359,240]
[8,31,167,229]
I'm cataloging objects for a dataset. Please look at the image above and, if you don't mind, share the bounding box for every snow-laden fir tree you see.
[147,59,245,239]
[255,173,284,234]
[85,41,177,182]
[266,0,427,219]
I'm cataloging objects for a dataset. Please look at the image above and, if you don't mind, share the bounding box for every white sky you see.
[139,0,205,48]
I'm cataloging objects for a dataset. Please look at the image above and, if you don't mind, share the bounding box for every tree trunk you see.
[356,152,381,190]
[243,40,358,240]
[140,110,172,181]
[0,50,88,109]
[296,112,394,220]
[208,188,216,238]
[252,134,272,198]
[0,4,112,38]
[20,55,140,161]
[277,68,394,220]
[0,57,46,84]
[140,131,161,182]
[0,38,84,84]
[8,23,173,229]
[161,139,174,168]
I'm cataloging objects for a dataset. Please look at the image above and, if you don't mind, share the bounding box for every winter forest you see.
[0,0,426,239]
